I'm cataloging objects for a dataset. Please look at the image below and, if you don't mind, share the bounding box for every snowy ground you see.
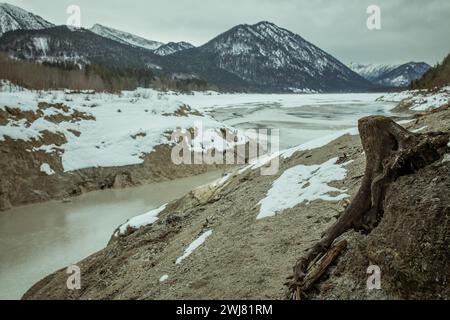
[0,85,247,172]
[376,86,450,111]
[175,229,213,264]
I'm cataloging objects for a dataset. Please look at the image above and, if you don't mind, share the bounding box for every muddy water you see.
[0,170,224,300]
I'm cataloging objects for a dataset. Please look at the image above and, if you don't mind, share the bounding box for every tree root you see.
[287,116,450,299]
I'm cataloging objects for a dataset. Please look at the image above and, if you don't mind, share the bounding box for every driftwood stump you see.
[287,116,450,299]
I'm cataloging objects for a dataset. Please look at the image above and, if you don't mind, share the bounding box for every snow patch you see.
[257,157,350,220]
[32,37,49,55]
[159,274,169,283]
[175,230,213,264]
[240,127,359,174]
[118,203,167,235]
[212,173,232,187]
[40,163,55,175]
[444,140,450,163]
[412,126,428,133]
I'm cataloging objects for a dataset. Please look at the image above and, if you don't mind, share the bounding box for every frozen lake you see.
[180,92,396,149]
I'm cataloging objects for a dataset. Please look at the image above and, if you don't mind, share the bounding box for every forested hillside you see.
[411,53,450,89]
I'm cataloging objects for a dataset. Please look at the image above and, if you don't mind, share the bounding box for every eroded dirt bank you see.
[0,139,224,211]
[0,100,239,211]
[22,105,450,300]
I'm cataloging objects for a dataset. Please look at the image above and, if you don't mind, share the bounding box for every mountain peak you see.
[0,2,53,36]
[154,41,195,56]
[252,21,277,27]
[221,20,305,46]
[175,21,372,92]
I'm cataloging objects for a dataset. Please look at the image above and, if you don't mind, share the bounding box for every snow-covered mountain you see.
[154,41,194,56]
[0,2,53,36]
[349,62,431,87]
[349,63,397,82]
[375,62,431,87]
[170,21,373,92]
[90,24,164,51]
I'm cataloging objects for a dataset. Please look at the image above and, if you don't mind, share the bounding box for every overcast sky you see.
[6,0,450,65]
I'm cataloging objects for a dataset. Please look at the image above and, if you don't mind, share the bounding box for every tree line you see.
[0,53,211,93]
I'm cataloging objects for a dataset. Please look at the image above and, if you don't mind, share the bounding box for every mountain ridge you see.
[90,23,164,51]
[0,3,427,92]
[0,2,53,36]
[350,61,431,87]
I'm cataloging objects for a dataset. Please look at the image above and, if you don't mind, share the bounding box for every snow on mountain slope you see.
[350,62,431,87]
[0,2,53,36]
[171,21,373,92]
[349,63,397,82]
[376,62,431,87]
[90,24,163,51]
[154,41,195,56]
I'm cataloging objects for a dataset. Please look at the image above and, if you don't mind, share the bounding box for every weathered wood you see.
[292,240,347,300]
[287,116,450,298]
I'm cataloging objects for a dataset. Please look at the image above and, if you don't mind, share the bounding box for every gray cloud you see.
[6,0,450,65]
